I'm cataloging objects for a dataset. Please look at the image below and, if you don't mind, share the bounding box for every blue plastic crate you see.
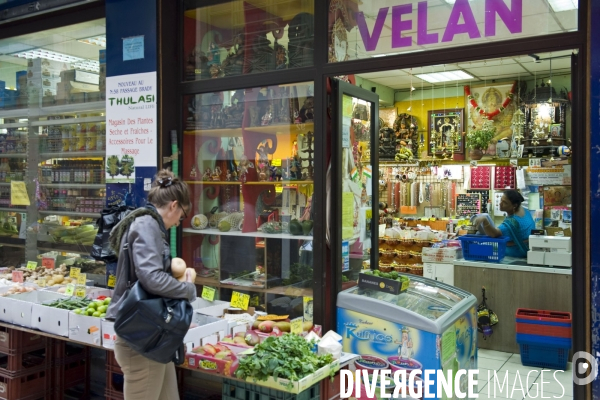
[516,334,571,370]
[458,235,509,262]
[222,379,320,400]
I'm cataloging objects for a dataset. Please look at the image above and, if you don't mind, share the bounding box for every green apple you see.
[86,309,95,316]
[100,313,106,318]
[98,305,108,313]
[73,309,82,315]
[92,311,101,318]
[103,298,111,305]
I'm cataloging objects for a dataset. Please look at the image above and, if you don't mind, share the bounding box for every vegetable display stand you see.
[223,379,320,400]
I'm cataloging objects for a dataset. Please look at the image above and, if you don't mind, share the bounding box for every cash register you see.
[527,233,572,267]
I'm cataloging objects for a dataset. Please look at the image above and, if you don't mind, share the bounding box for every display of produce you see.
[72,297,111,318]
[235,334,334,383]
[47,224,98,245]
[43,297,94,310]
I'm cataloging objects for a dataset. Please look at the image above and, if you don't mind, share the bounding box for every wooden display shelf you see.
[184,122,314,137]
[194,276,221,287]
[0,237,25,248]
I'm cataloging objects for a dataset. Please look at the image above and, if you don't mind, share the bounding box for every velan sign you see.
[356,0,524,52]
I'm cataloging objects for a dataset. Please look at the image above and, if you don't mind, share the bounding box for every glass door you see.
[331,80,379,294]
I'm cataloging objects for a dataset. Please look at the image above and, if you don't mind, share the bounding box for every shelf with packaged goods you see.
[0,207,26,213]
[184,122,314,137]
[182,228,312,241]
[0,122,28,129]
[39,151,105,161]
[0,153,28,159]
[38,210,101,219]
[39,183,105,190]
[0,237,25,248]
[37,243,92,255]
[31,116,105,127]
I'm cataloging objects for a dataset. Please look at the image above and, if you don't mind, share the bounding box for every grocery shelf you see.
[182,228,312,241]
[39,183,105,190]
[37,242,93,255]
[38,101,105,116]
[0,122,28,128]
[38,210,101,218]
[39,151,105,160]
[31,116,105,127]
[0,153,27,158]
[0,207,26,212]
[184,122,313,137]
[194,276,221,287]
[0,237,25,248]
[0,108,29,119]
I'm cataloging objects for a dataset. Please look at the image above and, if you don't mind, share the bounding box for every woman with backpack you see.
[106,169,196,400]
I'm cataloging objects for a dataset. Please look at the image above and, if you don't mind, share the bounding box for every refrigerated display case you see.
[337,275,477,397]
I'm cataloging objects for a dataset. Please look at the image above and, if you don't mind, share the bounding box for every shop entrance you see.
[332,49,578,396]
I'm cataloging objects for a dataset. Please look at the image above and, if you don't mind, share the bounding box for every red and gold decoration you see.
[464,81,517,120]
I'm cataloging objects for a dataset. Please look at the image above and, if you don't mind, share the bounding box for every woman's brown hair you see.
[148,169,191,210]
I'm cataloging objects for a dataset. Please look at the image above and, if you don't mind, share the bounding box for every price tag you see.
[230,291,250,310]
[365,209,372,219]
[275,186,283,193]
[70,267,80,278]
[420,217,429,221]
[107,275,116,288]
[75,286,86,298]
[11,271,23,283]
[65,284,75,296]
[290,317,303,335]
[26,261,37,270]
[38,277,46,287]
[77,273,87,286]
[271,158,282,167]
[429,218,436,222]
[42,258,55,269]
[201,286,216,302]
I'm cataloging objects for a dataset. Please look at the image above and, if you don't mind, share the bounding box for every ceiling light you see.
[13,49,84,63]
[77,35,106,47]
[415,70,473,83]
[372,54,387,58]
[548,0,578,12]
[445,0,475,3]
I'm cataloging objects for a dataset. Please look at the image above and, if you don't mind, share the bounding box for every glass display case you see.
[181,82,317,317]
[182,0,314,81]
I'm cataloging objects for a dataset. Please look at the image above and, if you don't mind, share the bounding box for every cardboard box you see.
[185,345,239,376]
[101,319,116,349]
[529,236,572,253]
[422,247,463,263]
[183,313,229,352]
[244,359,341,394]
[527,251,545,266]
[7,291,67,329]
[545,252,572,267]
[68,312,102,345]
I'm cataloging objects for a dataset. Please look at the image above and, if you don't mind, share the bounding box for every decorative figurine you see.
[256,144,271,182]
[237,155,254,183]
[222,33,245,77]
[190,165,198,179]
[248,33,276,73]
[202,168,212,181]
[207,41,221,66]
[212,166,222,181]
[296,97,314,123]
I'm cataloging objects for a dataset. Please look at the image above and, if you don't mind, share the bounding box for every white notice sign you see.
[106,71,157,183]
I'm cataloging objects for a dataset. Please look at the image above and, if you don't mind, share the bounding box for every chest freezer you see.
[337,276,478,399]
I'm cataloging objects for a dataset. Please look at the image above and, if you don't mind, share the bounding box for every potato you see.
[171,258,187,278]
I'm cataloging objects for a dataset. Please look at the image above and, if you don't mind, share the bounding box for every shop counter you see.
[452,258,572,353]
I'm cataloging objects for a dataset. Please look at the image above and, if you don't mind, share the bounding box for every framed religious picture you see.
[427,109,464,156]
[465,81,518,155]
[550,123,563,138]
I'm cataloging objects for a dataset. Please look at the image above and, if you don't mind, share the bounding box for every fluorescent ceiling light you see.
[77,35,106,47]
[415,70,473,83]
[14,49,84,63]
[12,49,99,72]
[548,0,578,12]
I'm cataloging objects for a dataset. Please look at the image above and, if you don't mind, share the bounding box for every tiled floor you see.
[476,349,573,400]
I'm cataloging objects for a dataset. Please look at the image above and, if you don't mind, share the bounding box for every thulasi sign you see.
[357,0,523,52]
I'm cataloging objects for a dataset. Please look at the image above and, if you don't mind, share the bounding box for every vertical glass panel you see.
[182,82,317,328]
[328,0,578,63]
[183,0,314,81]
[0,19,107,279]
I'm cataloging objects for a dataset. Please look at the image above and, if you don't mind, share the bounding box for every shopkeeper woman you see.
[473,189,535,258]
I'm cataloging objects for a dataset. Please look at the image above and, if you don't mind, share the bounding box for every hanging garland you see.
[464,81,517,120]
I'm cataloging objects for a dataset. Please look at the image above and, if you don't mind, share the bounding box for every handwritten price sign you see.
[69,267,80,278]
[201,286,216,302]
[107,275,116,288]
[230,291,250,310]
[26,261,37,270]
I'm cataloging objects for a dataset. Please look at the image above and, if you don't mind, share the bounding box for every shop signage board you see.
[339,0,578,60]
[0,0,101,24]
[105,71,157,183]
[525,167,571,186]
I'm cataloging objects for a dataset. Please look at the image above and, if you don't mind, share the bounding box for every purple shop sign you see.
[357,0,523,52]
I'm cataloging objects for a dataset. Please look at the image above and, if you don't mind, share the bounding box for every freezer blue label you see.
[342,240,350,272]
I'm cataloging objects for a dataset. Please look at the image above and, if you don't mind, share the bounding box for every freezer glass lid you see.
[346,276,468,320]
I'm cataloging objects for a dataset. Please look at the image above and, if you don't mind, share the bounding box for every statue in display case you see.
[222,33,246,77]
[288,13,314,69]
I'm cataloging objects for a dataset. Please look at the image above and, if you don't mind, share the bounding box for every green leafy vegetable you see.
[235,334,334,384]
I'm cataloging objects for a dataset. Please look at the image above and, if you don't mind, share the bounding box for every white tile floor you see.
[476,349,573,400]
